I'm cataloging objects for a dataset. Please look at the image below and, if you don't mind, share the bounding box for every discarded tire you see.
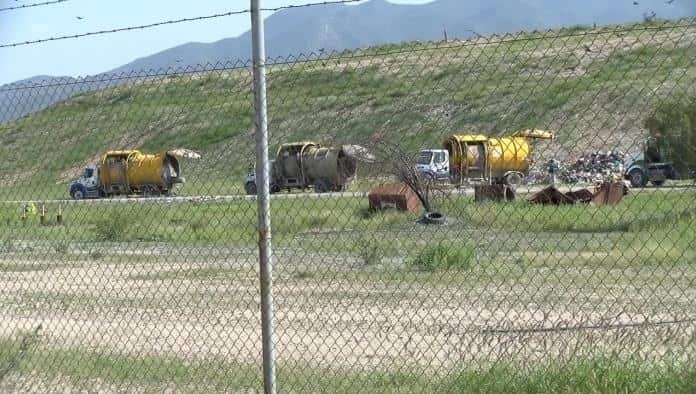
[423,211,445,225]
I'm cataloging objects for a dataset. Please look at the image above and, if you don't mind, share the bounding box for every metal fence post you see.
[250,1,276,393]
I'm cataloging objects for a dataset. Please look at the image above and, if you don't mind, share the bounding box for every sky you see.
[0,0,433,85]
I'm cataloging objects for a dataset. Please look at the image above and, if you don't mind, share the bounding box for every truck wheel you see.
[504,172,524,188]
[71,187,86,200]
[142,185,156,197]
[628,169,648,188]
[244,182,257,195]
[313,178,331,193]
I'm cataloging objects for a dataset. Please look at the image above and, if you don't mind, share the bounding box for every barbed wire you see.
[0,0,363,49]
[0,0,68,12]
[3,17,695,91]
[0,10,243,49]
[261,0,362,12]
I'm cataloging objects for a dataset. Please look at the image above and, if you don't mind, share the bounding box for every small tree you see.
[372,140,444,213]
[644,97,696,175]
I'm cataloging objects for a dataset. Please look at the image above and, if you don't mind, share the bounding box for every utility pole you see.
[250,1,276,393]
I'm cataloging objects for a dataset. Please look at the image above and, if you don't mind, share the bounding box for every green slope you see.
[1,20,695,199]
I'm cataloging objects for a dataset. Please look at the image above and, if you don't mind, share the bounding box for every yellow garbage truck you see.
[69,149,200,199]
[415,129,554,186]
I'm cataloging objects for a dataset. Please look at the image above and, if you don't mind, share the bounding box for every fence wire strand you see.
[0,0,364,49]
[0,0,68,13]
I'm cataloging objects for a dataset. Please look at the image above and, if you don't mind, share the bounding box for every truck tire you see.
[422,172,435,182]
[504,172,524,188]
[142,185,158,197]
[628,168,648,188]
[313,178,331,193]
[244,182,257,195]
[71,186,86,200]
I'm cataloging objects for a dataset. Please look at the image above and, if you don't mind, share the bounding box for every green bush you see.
[0,325,42,383]
[0,238,13,253]
[410,241,476,271]
[94,213,129,242]
[188,218,208,241]
[52,242,69,255]
[644,96,696,174]
[356,237,397,266]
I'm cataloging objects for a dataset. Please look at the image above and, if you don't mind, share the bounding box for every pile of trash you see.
[558,150,625,184]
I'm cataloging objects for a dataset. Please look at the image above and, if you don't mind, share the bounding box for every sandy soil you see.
[1,247,694,374]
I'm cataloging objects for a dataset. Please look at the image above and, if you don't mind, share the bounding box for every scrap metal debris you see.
[474,185,515,202]
[564,189,595,203]
[528,186,578,205]
[529,181,627,206]
[591,181,627,206]
[559,151,625,184]
[167,148,202,159]
[368,183,420,213]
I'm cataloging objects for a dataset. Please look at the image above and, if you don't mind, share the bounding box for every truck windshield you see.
[416,152,433,165]
[84,168,94,178]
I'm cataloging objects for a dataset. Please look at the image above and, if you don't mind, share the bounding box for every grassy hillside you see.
[1,20,695,199]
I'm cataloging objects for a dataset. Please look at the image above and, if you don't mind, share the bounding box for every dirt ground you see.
[1,242,694,376]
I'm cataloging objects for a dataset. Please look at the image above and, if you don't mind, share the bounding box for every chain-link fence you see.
[1,19,696,392]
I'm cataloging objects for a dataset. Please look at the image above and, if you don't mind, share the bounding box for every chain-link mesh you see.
[1,19,695,392]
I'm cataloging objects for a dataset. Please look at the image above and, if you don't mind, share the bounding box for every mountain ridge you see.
[1,0,693,122]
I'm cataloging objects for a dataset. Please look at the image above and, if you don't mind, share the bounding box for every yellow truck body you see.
[444,129,554,181]
[70,148,200,199]
[98,150,182,195]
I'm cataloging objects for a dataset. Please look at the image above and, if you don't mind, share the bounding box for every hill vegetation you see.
[2,0,693,123]
[1,20,695,199]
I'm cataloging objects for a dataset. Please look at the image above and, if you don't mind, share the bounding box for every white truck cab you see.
[623,149,676,187]
[415,149,450,181]
[244,166,257,195]
[244,159,278,195]
[69,165,102,199]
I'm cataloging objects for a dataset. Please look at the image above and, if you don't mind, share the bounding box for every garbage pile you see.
[559,151,625,184]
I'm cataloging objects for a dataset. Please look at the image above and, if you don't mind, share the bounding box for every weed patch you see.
[446,357,696,393]
[356,236,398,266]
[0,325,42,383]
[293,270,315,280]
[410,241,475,271]
[93,212,129,242]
